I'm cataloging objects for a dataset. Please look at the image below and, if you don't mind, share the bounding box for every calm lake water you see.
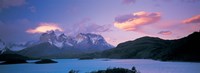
[0,59,200,73]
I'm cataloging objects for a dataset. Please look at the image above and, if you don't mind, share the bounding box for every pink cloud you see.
[114,11,161,31]
[158,31,172,35]
[26,23,63,34]
[182,14,200,24]
[0,0,26,9]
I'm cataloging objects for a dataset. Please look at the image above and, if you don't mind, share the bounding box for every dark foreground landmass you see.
[82,31,200,62]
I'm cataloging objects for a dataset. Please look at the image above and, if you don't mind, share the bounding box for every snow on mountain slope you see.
[75,33,87,44]
[0,39,5,50]
[6,31,114,58]
[37,31,114,52]
[54,41,63,48]
[0,39,6,54]
[10,46,26,51]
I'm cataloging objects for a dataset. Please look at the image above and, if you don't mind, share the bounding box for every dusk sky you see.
[0,0,200,46]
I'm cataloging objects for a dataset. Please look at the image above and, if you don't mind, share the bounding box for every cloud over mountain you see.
[26,23,63,34]
[114,11,161,31]
[68,18,112,36]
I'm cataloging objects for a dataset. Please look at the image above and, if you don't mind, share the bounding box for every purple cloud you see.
[86,23,112,33]
[122,0,136,5]
[158,31,172,35]
[0,0,26,9]
[114,11,161,31]
[68,18,112,35]
[115,14,136,23]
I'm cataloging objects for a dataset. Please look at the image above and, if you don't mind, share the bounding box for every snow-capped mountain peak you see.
[75,33,88,43]
[58,33,67,42]
[86,33,104,44]
[38,31,113,50]
[0,31,113,54]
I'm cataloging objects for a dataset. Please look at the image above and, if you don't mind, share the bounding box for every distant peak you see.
[49,31,55,34]
[79,33,85,35]
[59,33,66,37]
[60,33,65,35]
[41,30,56,35]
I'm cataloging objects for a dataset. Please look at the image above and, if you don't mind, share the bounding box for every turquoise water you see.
[0,59,200,73]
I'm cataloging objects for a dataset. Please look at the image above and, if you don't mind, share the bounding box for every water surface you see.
[0,59,199,73]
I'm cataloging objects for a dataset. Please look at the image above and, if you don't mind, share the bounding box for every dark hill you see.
[17,42,62,58]
[89,31,200,62]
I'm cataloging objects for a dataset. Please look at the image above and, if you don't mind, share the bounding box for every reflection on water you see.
[0,59,200,73]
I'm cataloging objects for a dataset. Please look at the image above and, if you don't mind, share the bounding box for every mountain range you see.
[0,31,113,58]
[1,31,200,62]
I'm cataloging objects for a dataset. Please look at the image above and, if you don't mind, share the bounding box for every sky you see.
[0,0,200,46]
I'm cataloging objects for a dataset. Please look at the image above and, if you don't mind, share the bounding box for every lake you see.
[0,59,200,73]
